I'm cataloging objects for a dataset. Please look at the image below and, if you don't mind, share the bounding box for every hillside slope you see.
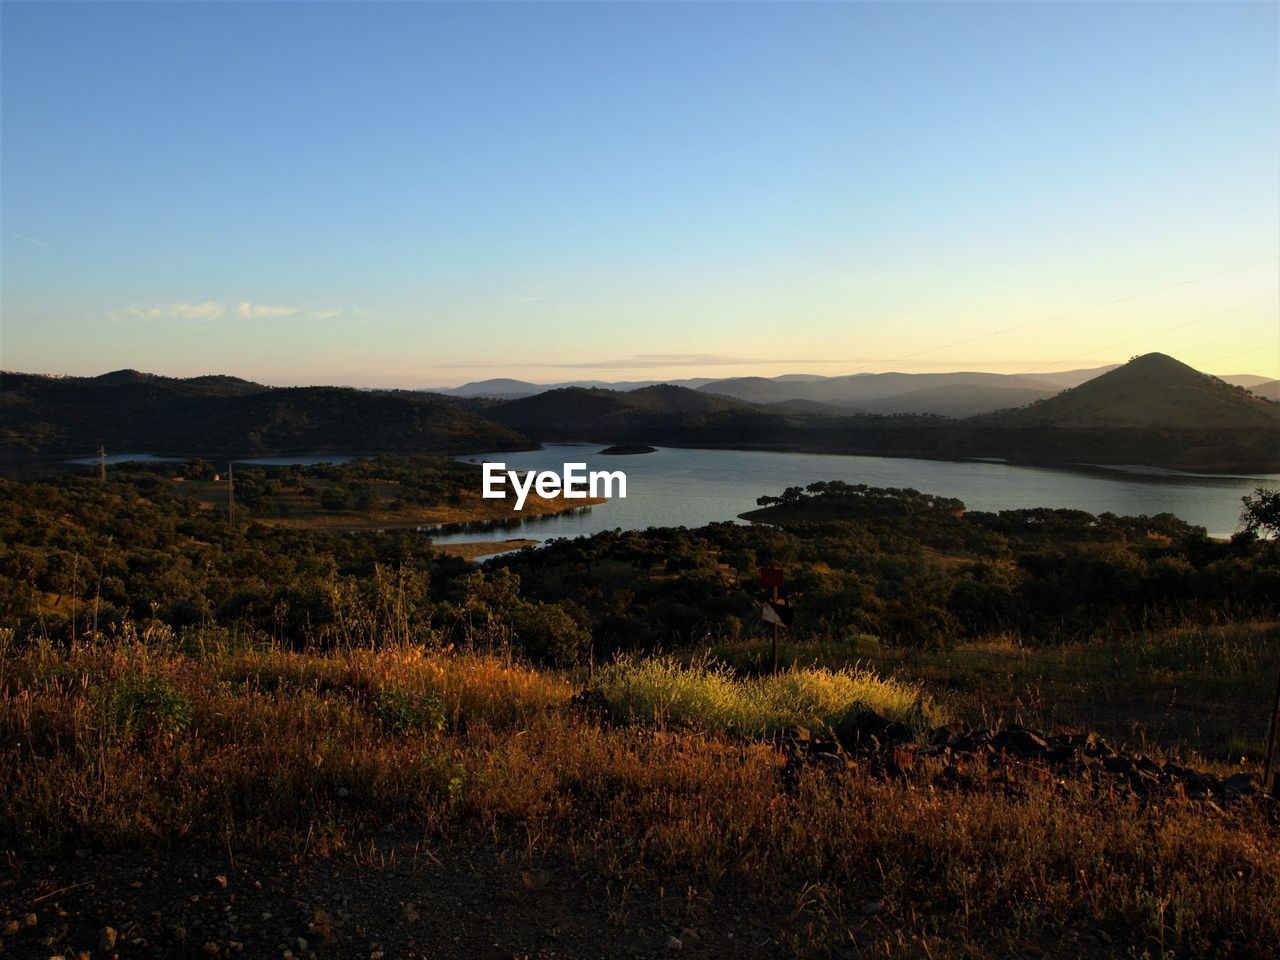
[0,371,532,457]
[937,354,1280,471]
[487,384,772,441]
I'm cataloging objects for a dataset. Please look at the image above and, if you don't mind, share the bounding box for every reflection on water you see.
[431,444,1280,546]
[44,445,1280,544]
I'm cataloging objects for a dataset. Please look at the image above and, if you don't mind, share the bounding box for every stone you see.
[23,914,38,928]
[665,935,683,952]
[99,926,118,952]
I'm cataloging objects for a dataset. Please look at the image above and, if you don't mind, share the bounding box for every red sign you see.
[759,567,784,588]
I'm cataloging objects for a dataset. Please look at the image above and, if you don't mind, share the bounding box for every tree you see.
[1241,488,1280,539]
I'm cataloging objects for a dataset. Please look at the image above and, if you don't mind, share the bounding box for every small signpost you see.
[760,567,784,673]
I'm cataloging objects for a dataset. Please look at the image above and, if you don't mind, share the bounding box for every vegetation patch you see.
[592,657,941,740]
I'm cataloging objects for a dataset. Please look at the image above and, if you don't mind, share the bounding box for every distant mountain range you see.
[427,365,1277,419]
[430,366,1129,417]
[0,370,530,458]
[4,354,1278,472]
[425,376,718,399]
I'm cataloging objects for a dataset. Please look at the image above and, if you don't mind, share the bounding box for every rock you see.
[833,707,891,751]
[4,919,20,936]
[215,875,228,889]
[24,914,38,928]
[1001,728,1049,754]
[665,935,683,952]
[307,909,339,947]
[1221,772,1258,796]
[99,926,118,952]
[295,937,308,953]
[402,902,420,923]
[203,942,221,956]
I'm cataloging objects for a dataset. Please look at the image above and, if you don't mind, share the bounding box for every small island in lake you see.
[597,444,657,455]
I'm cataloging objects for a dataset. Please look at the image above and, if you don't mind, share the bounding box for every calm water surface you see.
[430,444,1280,546]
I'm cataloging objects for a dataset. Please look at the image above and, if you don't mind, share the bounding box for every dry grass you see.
[1,632,1277,956]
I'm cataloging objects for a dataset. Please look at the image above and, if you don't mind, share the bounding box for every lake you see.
[429,444,1280,547]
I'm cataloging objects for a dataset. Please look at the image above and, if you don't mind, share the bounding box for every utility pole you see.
[227,462,235,527]
[98,445,106,482]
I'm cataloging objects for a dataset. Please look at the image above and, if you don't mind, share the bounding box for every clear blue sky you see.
[3,1,1278,386]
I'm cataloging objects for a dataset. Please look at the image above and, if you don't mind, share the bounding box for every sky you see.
[2,1,1278,388]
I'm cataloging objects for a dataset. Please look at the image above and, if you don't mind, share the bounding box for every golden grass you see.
[1,635,1277,956]
[594,656,942,737]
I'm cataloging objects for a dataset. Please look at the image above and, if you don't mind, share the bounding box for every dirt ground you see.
[0,832,1127,960]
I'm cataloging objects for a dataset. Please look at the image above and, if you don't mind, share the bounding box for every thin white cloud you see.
[112,301,228,322]
[11,232,50,248]
[236,301,300,319]
[109,300,354,324]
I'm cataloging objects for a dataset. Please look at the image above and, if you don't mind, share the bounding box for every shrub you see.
[101,673,192,744]
[374,685,446,734]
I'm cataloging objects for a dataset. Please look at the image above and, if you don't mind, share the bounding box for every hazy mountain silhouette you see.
[431,376,716,398]
[975,353,1280,430]
[701,370,1068,414]
[1244,378,1279,402]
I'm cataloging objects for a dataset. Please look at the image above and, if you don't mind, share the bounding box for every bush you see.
[374,685,445,734]
[101,674,192,744]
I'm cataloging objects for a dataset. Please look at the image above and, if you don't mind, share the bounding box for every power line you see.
[835,254,1279,377]
[842,301,1273,408]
